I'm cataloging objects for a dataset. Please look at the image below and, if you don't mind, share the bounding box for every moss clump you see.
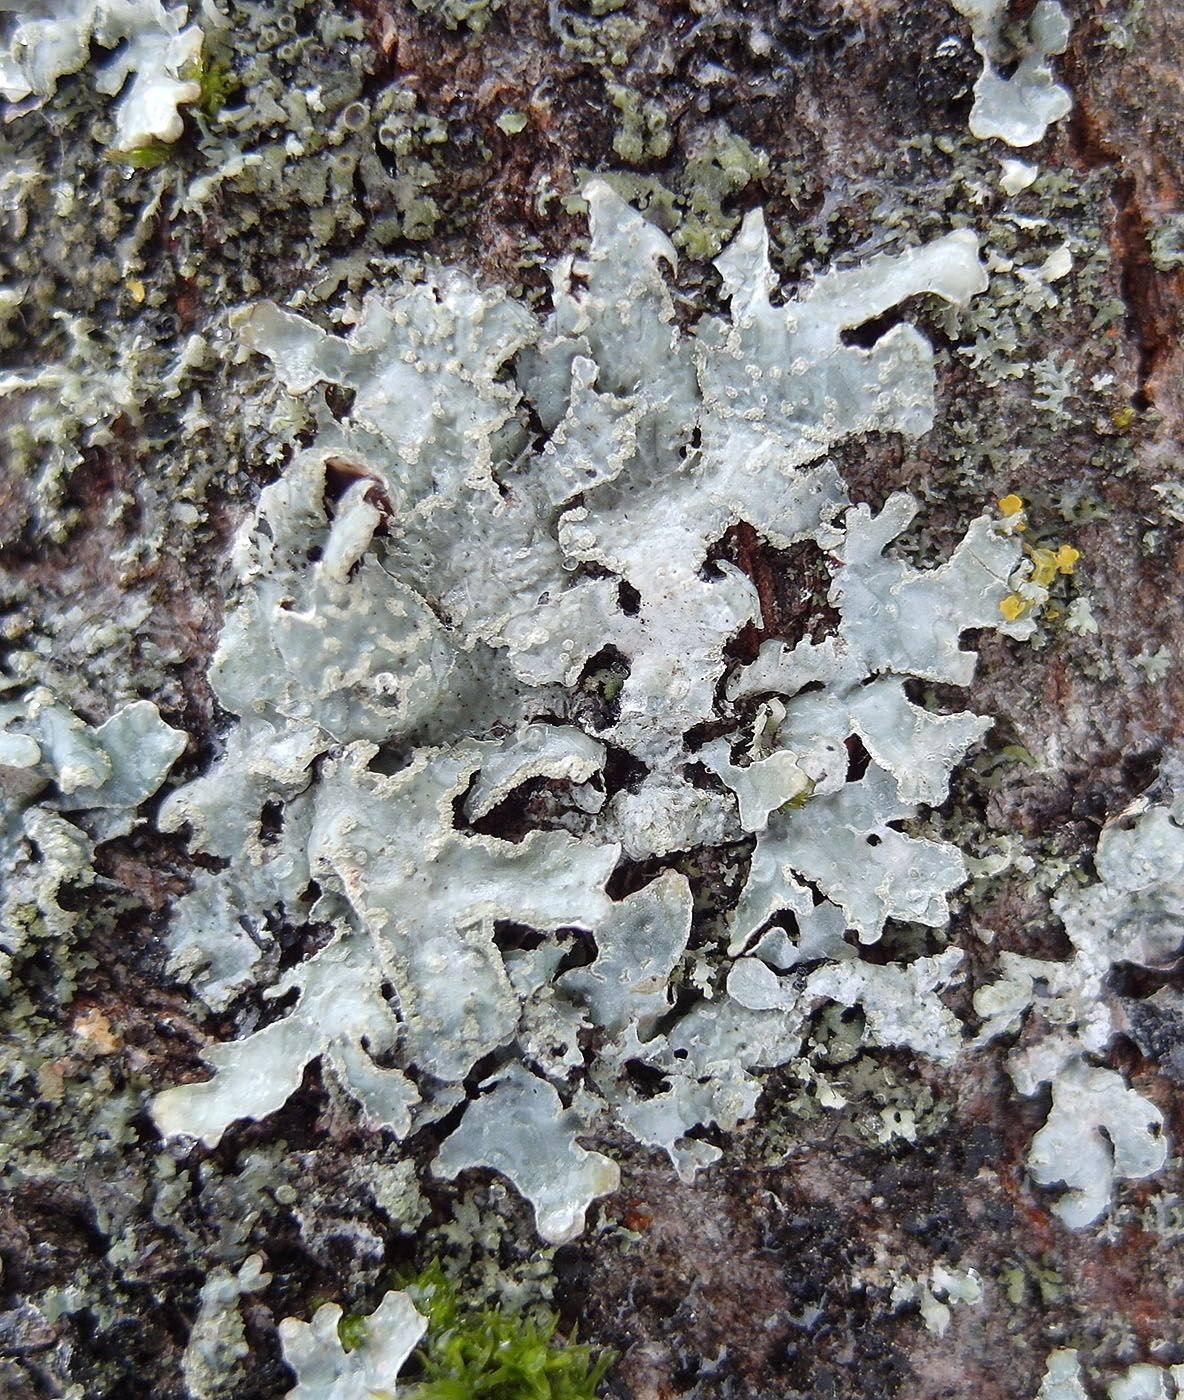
[104,141,173,169]
[398,1264,614,1400]
[187,48,239,122]
[336,1310,370,1353]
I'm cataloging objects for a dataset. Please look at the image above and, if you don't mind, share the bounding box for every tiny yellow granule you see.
[1054,545,1079,575]
[127,278,145,303]
[1000,594,1028,622]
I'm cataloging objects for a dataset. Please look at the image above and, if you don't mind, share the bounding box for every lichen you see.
[278,1265,613,1400]
[977,799,1182,1225]
[1036,1350,1090,1400]
[952,0,1072,148]
[279,1289,426,1400]
[0,0,1179,1390]
[0,684,185,979]
[592,120,772,260]
[0,0,203,149]
[182,1254,271,1400]
[1107,1364,1184,1400]
[148,182,1041,1243]
[1034,1355,1184,1400]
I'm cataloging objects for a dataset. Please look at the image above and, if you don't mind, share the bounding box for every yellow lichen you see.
[997,498,1081,625]
[1028,548,1060,587]
[1054,545,1079,575]
[998,493,1026,523]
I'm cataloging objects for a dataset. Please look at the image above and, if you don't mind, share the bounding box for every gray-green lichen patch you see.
[410,0,505,36]
[0,685,185,979]
[1034,1353,1184,1400]
[952,0,1072,148]
[1036,1350,1090,1400]
[0,0,1179,1393]
[976,799,1183,1226]
[582,119,772,262]
[181,1253,271,1400]
[0,0,203,149]
[279,1289,426,1400]
[149,182,1042,1243]
[1107,1364,1184,1400]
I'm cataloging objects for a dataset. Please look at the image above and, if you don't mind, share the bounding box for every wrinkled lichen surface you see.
[2,2,1184,1399]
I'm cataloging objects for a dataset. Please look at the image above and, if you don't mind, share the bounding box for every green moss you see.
[783,778,817,812]
[190,50,239,122]
[398,1264,614,1400]
[104,142,173,170]
[337,1311,370,1353]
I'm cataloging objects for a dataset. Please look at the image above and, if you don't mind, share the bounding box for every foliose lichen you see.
[0,684,185,980]
[1034,1352,1184,1400]
[279,1288,426,1400]
[145,181,1060,1244]
[977,798,1181,1226]
[951,0,1072,148]
[278,1263,612,1400]
[0,0,203,150]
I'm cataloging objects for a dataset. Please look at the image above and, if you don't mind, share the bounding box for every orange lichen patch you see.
[997,491,1082,621]
[623,1199,653,1232]
[1028,544,1082,587]
[73,1006,122,1055]
[1028,549,1060,587]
